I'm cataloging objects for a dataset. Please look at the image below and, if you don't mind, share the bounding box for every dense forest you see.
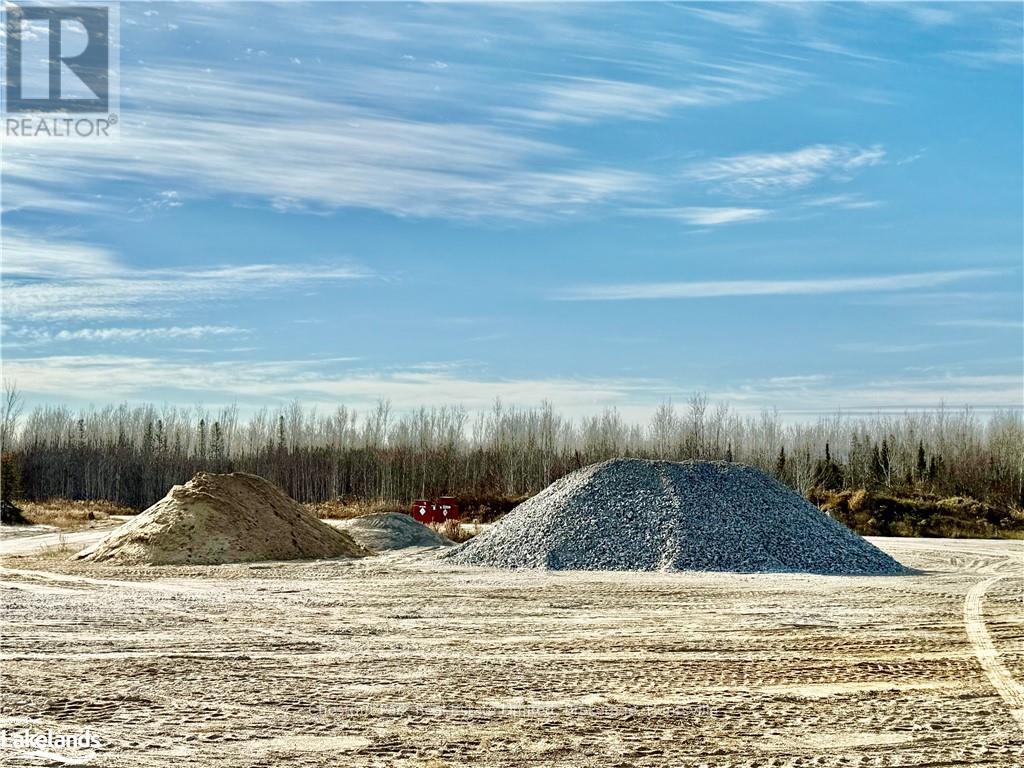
[2,386,1021,532]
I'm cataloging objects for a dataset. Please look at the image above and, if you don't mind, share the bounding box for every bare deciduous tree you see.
[3,393,1021,511]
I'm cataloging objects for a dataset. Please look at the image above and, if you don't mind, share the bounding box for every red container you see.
[410,499,435,524]
[436,496,460,521]
[410,497,459,524]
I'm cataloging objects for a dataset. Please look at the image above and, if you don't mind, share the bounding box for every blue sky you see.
[2,1,1022,419]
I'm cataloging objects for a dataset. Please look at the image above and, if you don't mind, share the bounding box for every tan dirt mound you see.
[76,472,370,565]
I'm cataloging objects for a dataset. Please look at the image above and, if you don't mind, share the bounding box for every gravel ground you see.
[0,537,1020,767]
[443,459,908,574]
[337,513,453,551]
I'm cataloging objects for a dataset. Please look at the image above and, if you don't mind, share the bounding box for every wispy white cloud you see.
[633,194,879,229]
[686,144,886,196]
[2,230,370,322]
[941,23,1022,69]
[4,354,1019,416]
[642,206,770,226]
[714,371,1023,412]
[684,6,768,33]
[1,182,109,216]
[5,325,246,346]
[836,340,973,355]
[943,44,1021,68]
[3,66,651,221]
[896,149,927,166]
[802,193,882,210]
[801,40,893,64]
[2,231,121,278]
[555,269,997,302]
[904,6,957,28]
[932,319,1024,330]
[0,354,665,416]
[853,290,1006,308]
[504,61,796,124]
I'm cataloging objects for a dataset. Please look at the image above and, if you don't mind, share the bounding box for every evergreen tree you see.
[197,419,208,461]
[1,452,21,503]
[155,419,166,455]
[870,443,883,485]
[880,438,892,486]
[211,422,225,470]
[813,442,843,490]
[775,445,786,479]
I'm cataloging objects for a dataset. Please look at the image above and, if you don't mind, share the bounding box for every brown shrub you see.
[438,518,481,543]
[848,489,871,514]
[19,498,135,530]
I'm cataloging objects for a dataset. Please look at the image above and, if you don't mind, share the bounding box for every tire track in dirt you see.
[964,574,1024,733]
[0,566,224,594]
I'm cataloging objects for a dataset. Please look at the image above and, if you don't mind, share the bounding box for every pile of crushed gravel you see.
[336,512,453,551]
[77,472,369,565]
[442,459,908,574]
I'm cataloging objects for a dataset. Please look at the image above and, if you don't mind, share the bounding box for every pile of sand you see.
[442,459,908,575]
[337,512,453,551]
[77,472,369,565]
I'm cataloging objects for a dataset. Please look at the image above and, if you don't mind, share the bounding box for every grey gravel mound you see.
[442,459,909,575]
[77,472,370,565]
[337,512,453,551]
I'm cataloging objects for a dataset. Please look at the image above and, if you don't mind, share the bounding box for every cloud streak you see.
[0,354,664,415]
[713,371,1022,412]
[2,230,370,322]
[650,206,770,226]
[5,325,247,346]
[503,60,797,124]
[555,269,998,301]
[3,231,121,279]
[3,66,651,221]
[686,144,885,196]
[933,319,1023,330]
[3,354,1018,416]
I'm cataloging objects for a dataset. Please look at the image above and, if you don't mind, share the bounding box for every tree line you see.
[2,388,1021,512]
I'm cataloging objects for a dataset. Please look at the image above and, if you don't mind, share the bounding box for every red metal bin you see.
[410,499,435,524]
[436,496,460,522]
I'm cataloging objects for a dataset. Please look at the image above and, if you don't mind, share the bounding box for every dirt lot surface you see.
[0,532,1021,766]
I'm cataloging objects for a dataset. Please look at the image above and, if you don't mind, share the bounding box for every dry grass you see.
[437,518,479,543]
[18,498,135,530]
[813,488,1024,539]
[35,532,75,559]
[304,498,406,520]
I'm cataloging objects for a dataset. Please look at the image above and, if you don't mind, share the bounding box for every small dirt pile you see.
[337,513,453,551]
[77,473,369,565]
[442,459,908,575]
